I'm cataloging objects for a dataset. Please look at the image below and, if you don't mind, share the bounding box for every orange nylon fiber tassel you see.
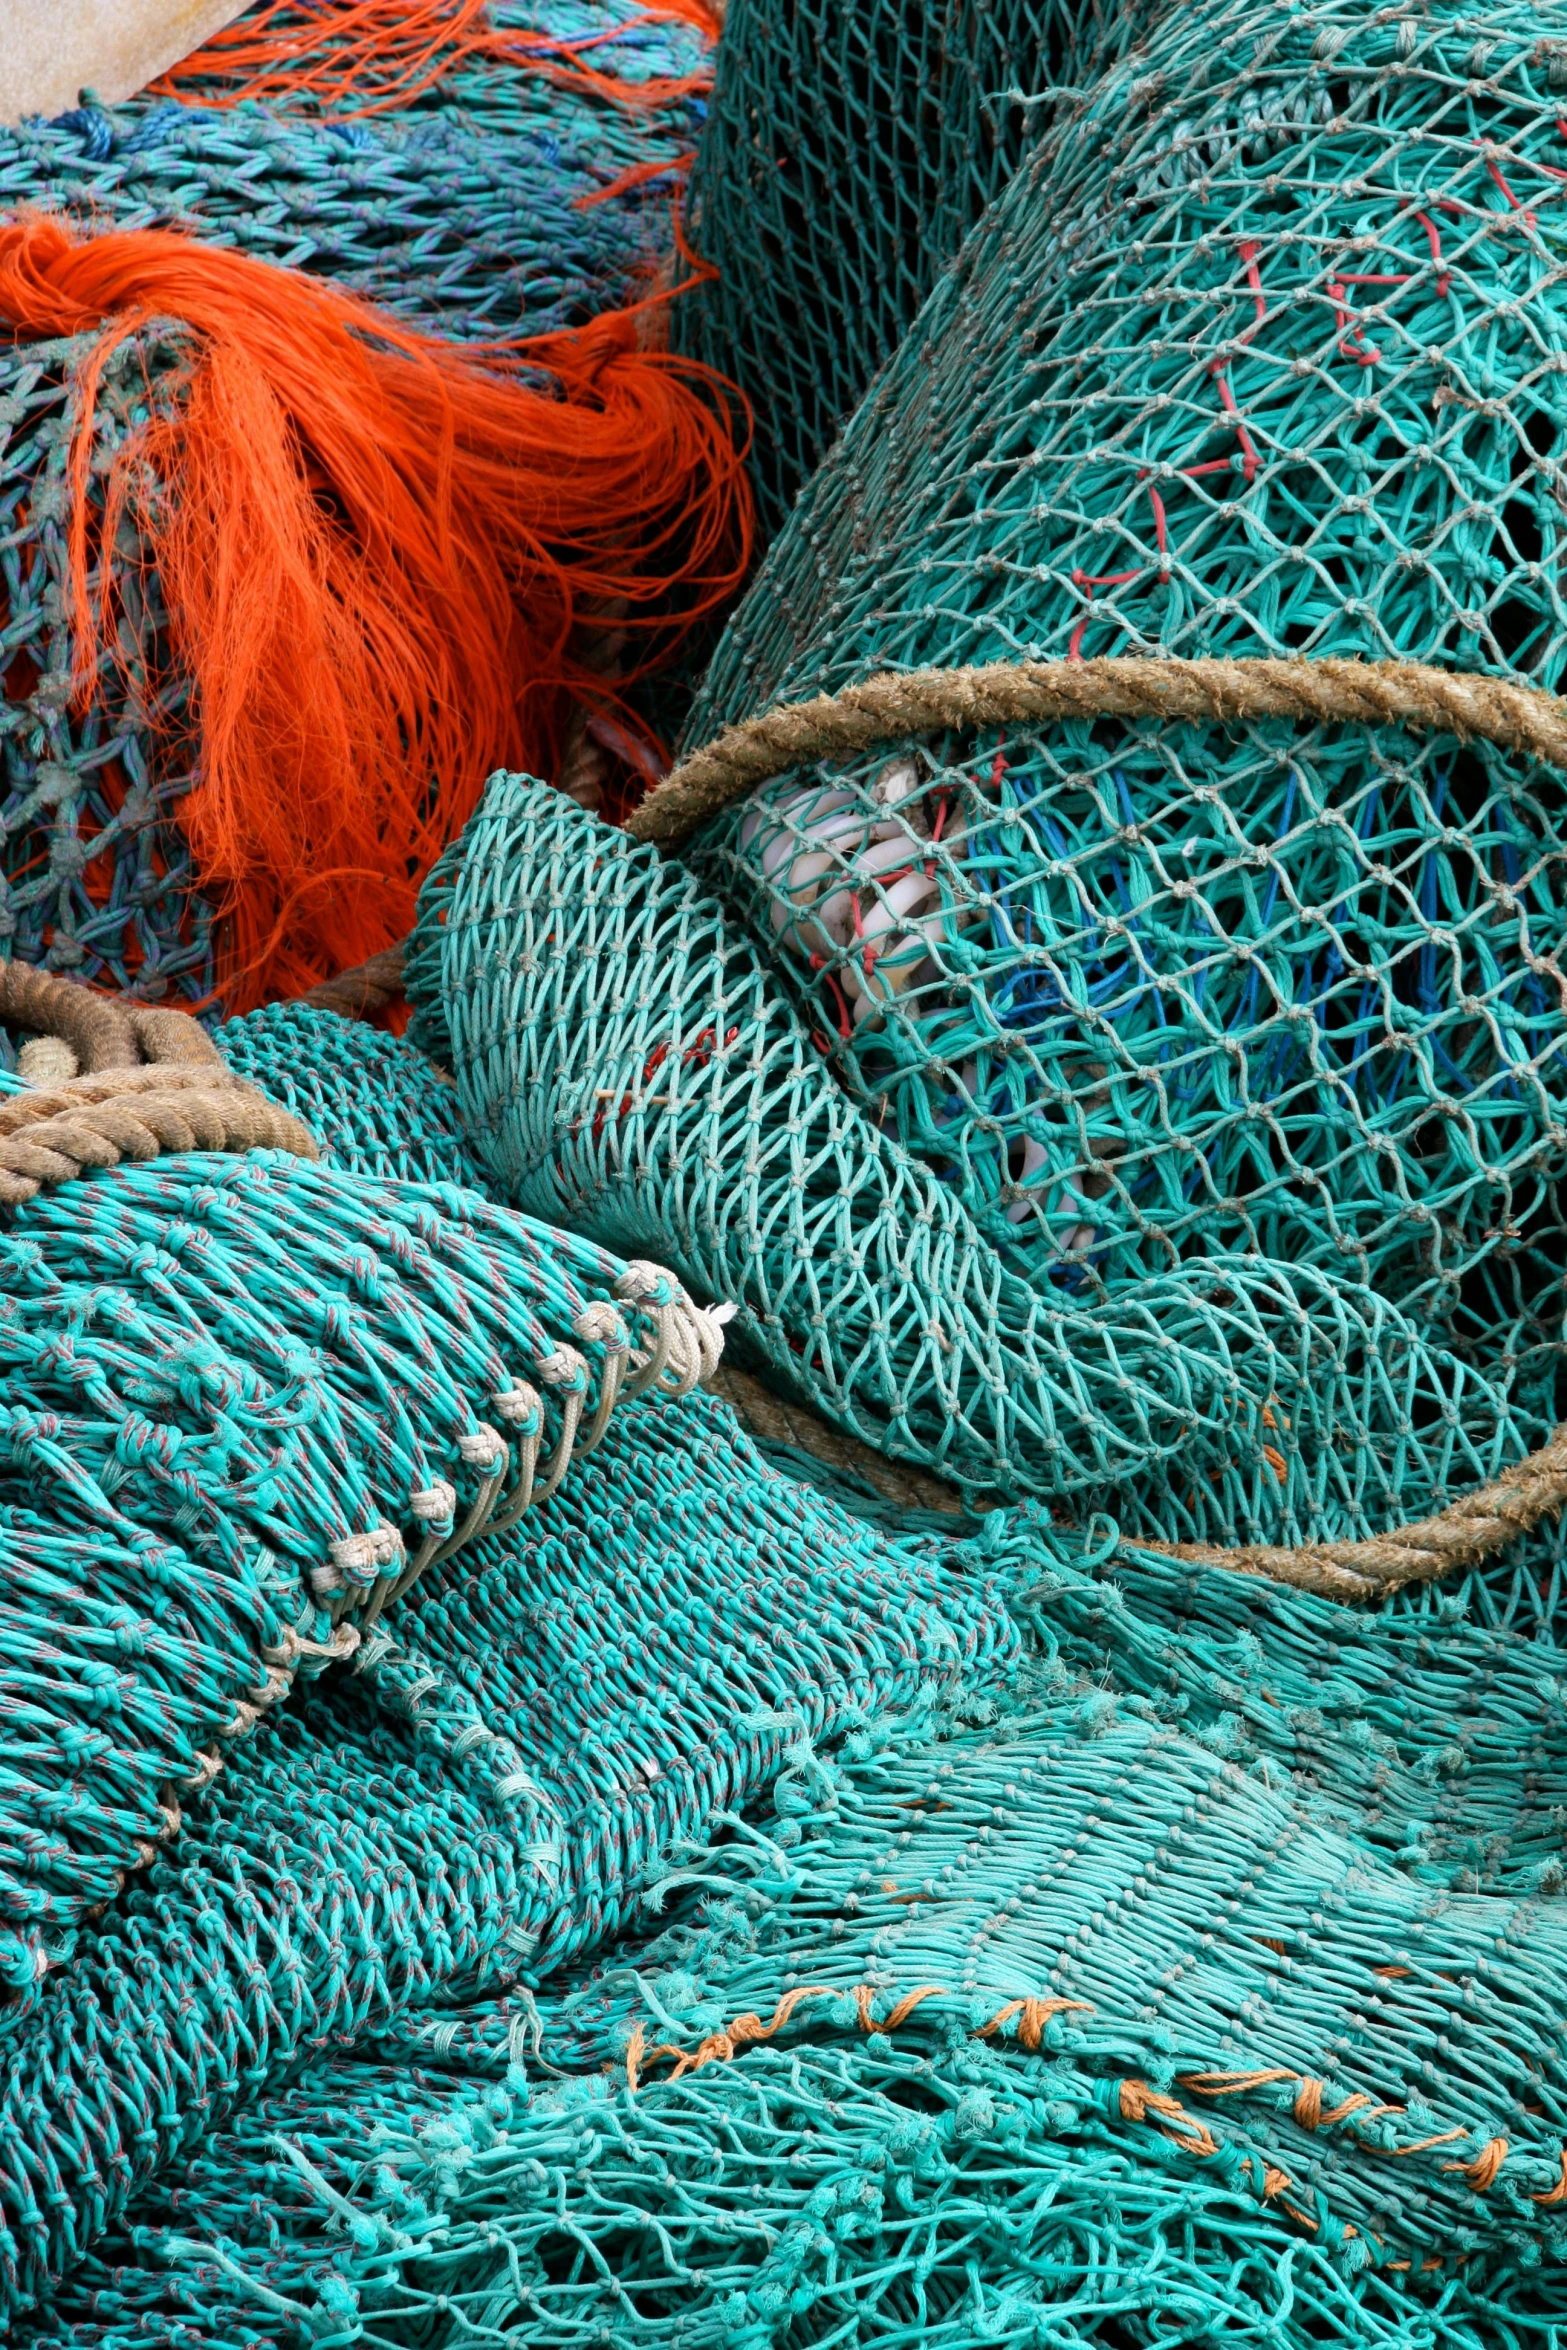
[0,216,751,1009]
[155,0,723,118]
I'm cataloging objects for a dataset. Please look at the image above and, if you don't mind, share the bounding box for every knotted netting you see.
[14,0,710,347]
[409,767,1546,1546]
[21,2023,1567,2349]
[655,0,1567,1450]
[214,1001,495,1190]
[0,1350,1011,2324]
[25,1504,1567,2347]
[673,0,1109,531]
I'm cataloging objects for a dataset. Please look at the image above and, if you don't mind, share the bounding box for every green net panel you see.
[673,0,1109,533]
[215,1002,495,1189]
[0,1362,1011,2326]
[0,1144,738,1998]
[576,1691,1567,2264]
[680,0,1567,1425]
[22,2026,1567,2350]
[408,769,1543,1540]
[29,1503,1567,2349]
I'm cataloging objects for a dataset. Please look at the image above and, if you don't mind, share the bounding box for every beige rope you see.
[1141,1420,1567,1600]
[0,964,317,1202]
[707,1362,968,1517]
[627,654,1567,844]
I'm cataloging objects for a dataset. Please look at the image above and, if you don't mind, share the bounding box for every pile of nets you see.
[0,0,746,1016]
[644,0,1567,1457]
[408,766,1546,1549]
[0,216,748,1012]
[0,1311,1012,2323]
[18,1504,1567,2346]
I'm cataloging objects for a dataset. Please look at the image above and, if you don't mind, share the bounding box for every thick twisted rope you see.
[627,653,1567,842]
[1144,1424,1567,1599]
[0,962,317,1201]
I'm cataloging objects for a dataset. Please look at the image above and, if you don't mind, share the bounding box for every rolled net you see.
[673,0,1107,531]
[408,768,1541,1546]
[671,0,1567,1442]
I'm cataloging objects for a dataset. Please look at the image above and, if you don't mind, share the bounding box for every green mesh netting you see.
[28,1495,1567,2346]
[409,767,1546,1541]
[23,2024,1567,2350]
[673,0,1105,531]
[679,0,1567,1441]
[215,1002,494,1189]
[0,1356,1011,2326]
[574,1699,1567,2263]
[0,1146,734,1995]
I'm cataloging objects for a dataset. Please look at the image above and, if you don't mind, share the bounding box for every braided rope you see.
[628,654,1567,843]
[0,962,318,1201]
[1146,1421,1567,1598]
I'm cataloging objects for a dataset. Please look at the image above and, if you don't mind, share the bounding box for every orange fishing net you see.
[155,0,722,119]
[0,217,750,1010]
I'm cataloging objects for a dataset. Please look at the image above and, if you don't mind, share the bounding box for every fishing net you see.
[16,2,711,348]
[21,2015,1567,2350]
[215,1001,495,1190]
[25,1505,1567,2348]
[660,0,1567,1439]
[0,1140,739,1987]
[673,0,1104,532]
[0,1351,1011,2324]
[157,0,718,124]
[409,766,1547,1544]
[0,217,748,1012]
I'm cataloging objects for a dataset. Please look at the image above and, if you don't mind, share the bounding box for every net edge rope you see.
[630,654,1567,843]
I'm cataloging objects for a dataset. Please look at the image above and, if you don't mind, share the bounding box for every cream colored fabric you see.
[0,1,245,124]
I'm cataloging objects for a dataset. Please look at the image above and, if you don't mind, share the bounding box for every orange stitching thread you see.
[1444,2137,1507,2191]
[1119,2079,1219,2158]
[1292,2079,1401,2132]
[1182,2068,1297,2098]
[1534,2149,1567,2207]
[1385,2129,1468,2158]
[978,1995,1093,2050]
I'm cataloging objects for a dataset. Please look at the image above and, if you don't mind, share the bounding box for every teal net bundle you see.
[22,1504,1567,2348]
[214,1001,495,1191]
[0,1351,1012,2323]
[663,0,1567,1456]
[408,767,1547,1546]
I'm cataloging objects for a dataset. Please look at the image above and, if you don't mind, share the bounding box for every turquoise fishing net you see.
[27,1500,1567,2346]
[0,1360,1011,2325]
[0,1143,725,1993]
[678,0,1567,1430]
[0,328,218,1004]
[673,0,1098,531]
[24,2020,1567,2350]
[408,767,1543,1539]
[215,1002,493,1190]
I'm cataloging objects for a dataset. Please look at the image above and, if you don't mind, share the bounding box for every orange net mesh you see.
[0,216,750,1010]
